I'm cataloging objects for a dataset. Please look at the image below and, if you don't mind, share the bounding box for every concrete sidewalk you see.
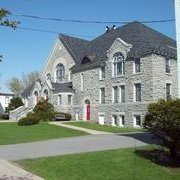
[0,158,43,180]
[49,121,112,135]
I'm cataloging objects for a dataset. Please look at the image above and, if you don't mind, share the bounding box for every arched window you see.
[56,63,65,82]
[112,52,125,76]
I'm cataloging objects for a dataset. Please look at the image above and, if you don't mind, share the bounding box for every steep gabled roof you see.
[59,21,176,73]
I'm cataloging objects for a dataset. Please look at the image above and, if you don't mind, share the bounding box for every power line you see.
[0,24,96,39]
[11,12,175,24]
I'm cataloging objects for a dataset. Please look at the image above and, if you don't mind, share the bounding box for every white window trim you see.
[119,85,125,103]
[119,113,125,127]
[166,81,172,99]
[99,87,105,104]
[133,58,141,74]
[98,112,105,125]
[133,113,141,128]
[134,82,141,102]
[99,67,105,80]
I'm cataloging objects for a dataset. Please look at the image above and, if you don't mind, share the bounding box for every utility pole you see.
[175,0,180,97]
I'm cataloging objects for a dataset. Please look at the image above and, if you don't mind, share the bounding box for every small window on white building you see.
[113,86,119,103]
[134,83,141,102]
[165,59,171,73]
[134,114,141,127]
[5,96,10,104]
[100,87,105,104]
[80,73,84,91]
[166,83,171,100]
[100,66,105,80]
[120,85,125,103]
[68,95,72,105]
[134,58,141,73]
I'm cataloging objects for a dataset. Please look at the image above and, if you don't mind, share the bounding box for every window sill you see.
[111,75,125,79]
[99,79,105,81]
[165,73,172,76]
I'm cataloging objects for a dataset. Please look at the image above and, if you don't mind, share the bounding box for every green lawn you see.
[17,147,180,180]
[0,122,88,145]
[65,121,145,133]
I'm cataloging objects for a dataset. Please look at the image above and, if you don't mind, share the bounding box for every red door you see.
[86,104,90,120]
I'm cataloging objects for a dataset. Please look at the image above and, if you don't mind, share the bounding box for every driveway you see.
[0,133,156,161]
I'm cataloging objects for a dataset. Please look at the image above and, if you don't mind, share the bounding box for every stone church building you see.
[21,21,178,127]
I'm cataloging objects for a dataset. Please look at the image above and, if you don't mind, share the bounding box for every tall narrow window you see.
[134,83,141,102]
[5,96,10,104]
[100,87,105,104]
[58,95,62,105]
[112,115,118,126]
[56,63,65,82]
[134,58,141,73]
[134,114,141,127]
[68,95,72,105]
[113,86,119,103]
[166,83,171,100]
[100,66,105,80]
[120,85,125,103]
[166,59,170,73]
[119,115,125,127]
[113,52,125,76]
[46,73,51,81]
[80,73,84,91]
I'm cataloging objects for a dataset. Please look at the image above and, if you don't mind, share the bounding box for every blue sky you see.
[0,0,176,92]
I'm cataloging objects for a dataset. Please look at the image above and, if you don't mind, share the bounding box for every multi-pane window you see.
[56,63,65,82]
[134,58,141,73]
[68,95,72,105]
[134,83,141,102]
[120,85,125,103]
[100,66,105,80]
[166,83,171,100]
[5,96,10,104]
[113,86,119,103]
[134,114,141,127]
[166,59,171,73]
[113,52,125,76]
[100,87,105,104]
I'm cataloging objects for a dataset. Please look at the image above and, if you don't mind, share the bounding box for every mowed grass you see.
[65,121,145,133]
[17,147,180,180]
[0,122,88,145]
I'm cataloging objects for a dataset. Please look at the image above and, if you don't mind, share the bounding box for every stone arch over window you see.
[112,52,125,76]
[43,89,49,100]
[46,73,51,81]
[56,63,65,82]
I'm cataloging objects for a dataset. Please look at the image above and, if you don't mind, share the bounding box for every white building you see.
[0,93,14,113]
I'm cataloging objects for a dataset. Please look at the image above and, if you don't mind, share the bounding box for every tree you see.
[0,8,19,29]
[143,99,180,159]
[6,77,23,97]
[6,71,40,96]
[22,71,40,89]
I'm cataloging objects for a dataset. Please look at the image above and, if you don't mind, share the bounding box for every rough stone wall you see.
[41,39,75,82]
[72,69,100,120]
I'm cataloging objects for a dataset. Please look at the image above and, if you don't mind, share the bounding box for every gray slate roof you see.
[60,21,176,73]
[52,82,74,93]
[21,83,35,98]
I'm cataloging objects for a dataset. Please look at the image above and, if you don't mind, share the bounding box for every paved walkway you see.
[49,121,112,135]
[0,158,43,180]
[0,133,155,161]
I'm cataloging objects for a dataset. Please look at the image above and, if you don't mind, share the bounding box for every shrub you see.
[143,99,180,159]
[0,113,9,120]
[18,112,39,126]
[33,98,54,121]
[6,97,24,112]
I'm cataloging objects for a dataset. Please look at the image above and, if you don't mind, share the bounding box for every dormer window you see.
[112,52,125,76]
[81,56,91,65]
[56,63,65,82]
